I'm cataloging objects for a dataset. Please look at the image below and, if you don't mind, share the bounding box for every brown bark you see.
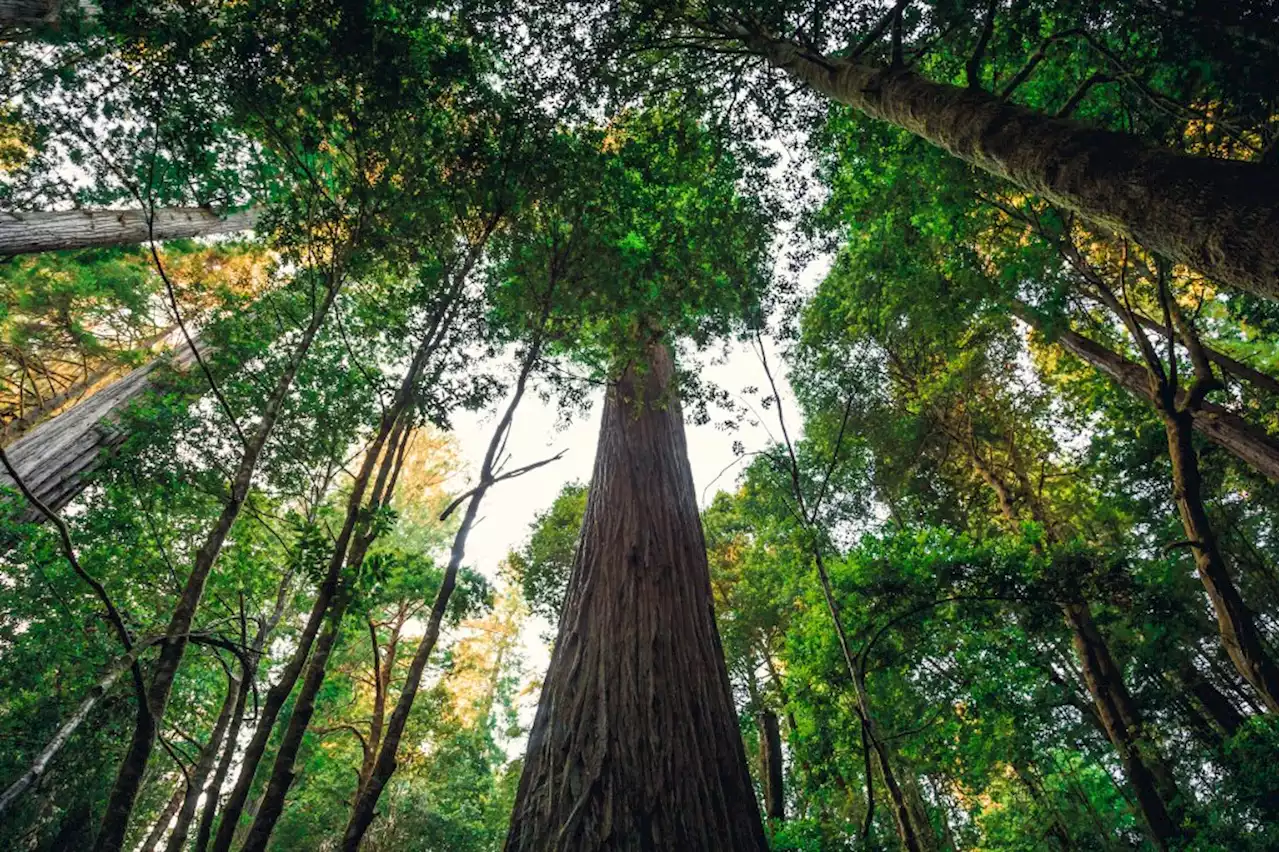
[1009,300,1277,481]
[759,709,785,822]
[1063,602,1187,848]
[1163,406,1279,712]
[739,33,1277,301]
[0,206,258,257]
[92,277,339,852]
[504,343,767,851]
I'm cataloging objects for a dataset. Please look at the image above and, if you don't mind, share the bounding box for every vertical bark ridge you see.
[505,343,767,851]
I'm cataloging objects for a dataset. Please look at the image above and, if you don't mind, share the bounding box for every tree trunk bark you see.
[504,343,768,851]
[139,781,186,852]
[1162,407,1279,712]
[162,669,242,852]
[0,335,201,522]
[744,34,1277,301]
[0,206,258,257]
[92,277,339,852]
[759,709,785,822]
[1062,601,1188,848]
[1009,300,1277,481]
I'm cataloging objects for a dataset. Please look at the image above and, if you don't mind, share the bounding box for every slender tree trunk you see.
[162,669,242,852]
[1062,602,1187,848]
[504,343,768,851]
[139,781,186,852]
[740,33,1278,301]
[191,661,249,852]
[207,286,461,852]
[1008,300,1277,480]
[1011,763,1072,850]
[1162,408,1279,712]
[92,277,339,852]
[759,709,785,822]
[339,337,543,850]
[238,397,421,852]
[0,637,163,816]
[0,206,258,257]
[239,588,356,852]
[1177,663,1246,738]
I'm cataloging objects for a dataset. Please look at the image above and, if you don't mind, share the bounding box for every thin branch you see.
[967,0,999,88]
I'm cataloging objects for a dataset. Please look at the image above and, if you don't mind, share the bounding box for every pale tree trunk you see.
[341,340,544,851]
[92,276,340,852]
[0,336,200,521]
[0,207,258,256]
[0,636,162,816]
[504,343,768,851]
[739,33,1277,301]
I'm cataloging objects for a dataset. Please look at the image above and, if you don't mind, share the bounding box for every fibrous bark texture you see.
[0,335,198,522]
[505,343,767,852]
[751,38,1278,302]
[0,206,258,256]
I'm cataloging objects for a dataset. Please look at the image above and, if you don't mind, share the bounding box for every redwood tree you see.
[506,342,768,851]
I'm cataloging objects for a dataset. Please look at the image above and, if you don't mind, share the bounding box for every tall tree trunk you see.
[340,339,543,851]
[738,33,1277,301]
[759,708,785,822]
[1062,602,1188,848]
[0,336,201,522]
[138,781,186,852]
[967,445,1189,847]
[0,207,258,257]
[1162,408,1279,712]
[92,277,339,852]
[162,668,242,852]
[504,343,768,851]
[1008,300,1277,481]
[207,283,462,852]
